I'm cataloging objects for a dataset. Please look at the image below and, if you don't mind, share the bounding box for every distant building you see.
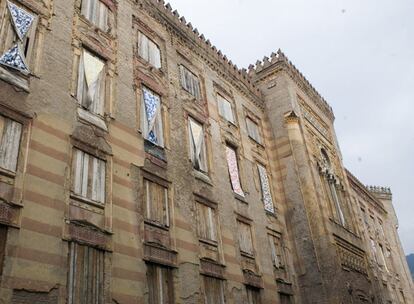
[0,0,412,303]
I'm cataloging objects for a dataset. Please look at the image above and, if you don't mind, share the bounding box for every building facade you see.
[0,0,412,303]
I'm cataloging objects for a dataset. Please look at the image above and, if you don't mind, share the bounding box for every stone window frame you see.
[0,0,49,91]
[184,111,212,182]
[236,214,256,259]
[68,137,113,231]
[255,161,276,215]
[141,169,172,231]
[75,0,116,37]
[213,81,239,129]
[224,140,247,201]
[267,230,286,271]
[194,194,220,248]
[201,274,226,304]
[137,80,170,160]
[244,111,263,147]
[146,262,175,304]
[71,41,115,131]
[0,104,31,209]
[176,51,207,108]
[133,17,167,75]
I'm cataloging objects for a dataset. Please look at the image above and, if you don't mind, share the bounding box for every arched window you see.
[319,149,346,226]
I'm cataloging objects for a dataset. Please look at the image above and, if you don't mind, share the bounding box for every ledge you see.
[0,66,29,92]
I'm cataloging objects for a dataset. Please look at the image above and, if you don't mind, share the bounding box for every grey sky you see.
[169,0,414,253]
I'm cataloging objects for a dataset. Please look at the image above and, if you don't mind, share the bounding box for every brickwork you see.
[0,0,412,303]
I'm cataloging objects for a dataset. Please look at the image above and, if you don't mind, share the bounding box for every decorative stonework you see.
[144,243,177,267]
[243,270,263,289]
[0,200,19,226]
[68,221,110,250]
[200,259,226,279]
[335,236,368,275]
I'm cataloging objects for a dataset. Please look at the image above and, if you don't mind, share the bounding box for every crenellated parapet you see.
[143,0,263,107]
[248,49,335,121]
[366,185,392,195]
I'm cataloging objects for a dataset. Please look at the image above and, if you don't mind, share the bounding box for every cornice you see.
[249,50,335,121]
[346,169,387,214]
[138,0,265,109]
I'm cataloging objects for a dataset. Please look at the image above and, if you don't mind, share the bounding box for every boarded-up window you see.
[370,238,378,263]
[246,286,261,304]
[246,118,261,144]
[81,0,109,31]
[203,276,225,304]
[238,221,254,256]
[379,244,388,272]
[138,32,161,69]
[0,225,7,277]
[279,293,293,304]
[179,65,201,99]
[225,146,244,197]
[188,117,207,173]
[217,95,235,123]
[0,115,22,172]
[0,1,38,74]
[68,242,105,304]
[72,149,106,204]
[144,179,169,227]
[269,234,284,268]
[147,264,174,304]
[141,86,164,147]
[77,50,106,116]
[196,202,217,242]
[257,164,274,213]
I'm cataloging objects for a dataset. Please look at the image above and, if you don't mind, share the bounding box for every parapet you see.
[247,49,335,121]
[366,185,392,196]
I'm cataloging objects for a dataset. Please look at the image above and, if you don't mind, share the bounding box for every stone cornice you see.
[249,50,335,121]
[346,169,387,214]
[139,0,265,109]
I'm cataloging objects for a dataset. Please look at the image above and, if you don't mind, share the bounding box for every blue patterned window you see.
[0,1,37,74]
[141,87,164,147]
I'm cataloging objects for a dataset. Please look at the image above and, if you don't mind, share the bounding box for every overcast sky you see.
[169,0,414,254]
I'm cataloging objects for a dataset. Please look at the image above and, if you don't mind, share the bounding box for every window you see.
[68,243,105,304]
[238,221,254,256]
[257,164,274,213]
[269,234,284,268]
[196,202,217,242]
[188,117,207,173]
[144,179,169,227]
[81,0,109,31]
[138,32,161,69]
[141,86,164,147]
[328,181,346,226]
[0,115,22,173]
[279,293,293,304]
[246,286,261,304]
[179,65,201,99]
[0,1,37,74]
[379,244,388,272]
[370,238,378,263]
[147,264,174,304]
[217,95,235,123]
[225,145,244,197]
[72,149,106,204]
[77,50,106,116]
[378,219,385,237]
[246,117,261,144]
[0,225,7,277]
[203,276,225,304]
[361,208,369,228]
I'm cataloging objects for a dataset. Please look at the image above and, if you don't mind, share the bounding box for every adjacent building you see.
[0,0,412,303]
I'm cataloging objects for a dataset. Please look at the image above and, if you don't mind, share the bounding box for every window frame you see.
[246,116,262,144]
[71,148,107,206]
[80,0,110,32]
[237,219,255,257]
[67,242,105,304]
[188,116,208,174]
[196,200,218,245]
[217,94,235,124]
[141,85,165,148]
[138,31,161,69]
[268,233,285,269]
[179,64,201,100]
[0,113,23,175]
[225,144,245,198]
[202,275,225,304]
[143,178,170,228]
[147,263,174,304]
[76,48,107,118]
[0,1,39,76]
